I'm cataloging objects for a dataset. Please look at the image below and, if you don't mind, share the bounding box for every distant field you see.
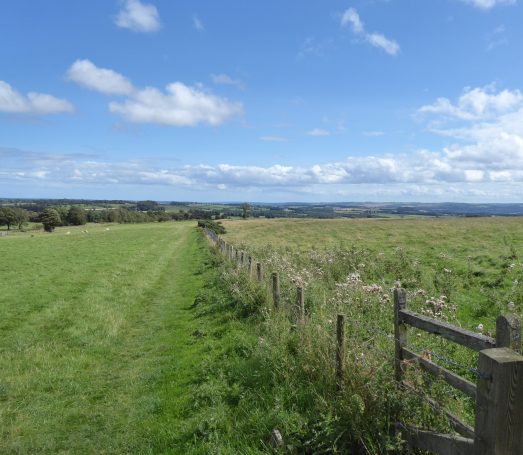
[0,221,216,453]
[222,217,523,331]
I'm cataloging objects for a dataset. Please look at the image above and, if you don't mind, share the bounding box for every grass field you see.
[0,221,247,453]
[4,216,523,452]
[222,217,523,331]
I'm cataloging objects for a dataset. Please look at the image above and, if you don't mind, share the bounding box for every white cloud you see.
[4,140,523,201]
[460,0,516,10]
[307,128,331,137]
[193,15,205,32]
[364,130,385,137]
[109,82,243,126]
[115,0,161,33]
[0,80,74,114]
[67,60,243,127]
[66,59,134,95]
[211,73,245,90]
[341,8,364,34]
[366,33,400,56]
[419,85,523,121]
[340,8,400,56]
[260,136,287,142]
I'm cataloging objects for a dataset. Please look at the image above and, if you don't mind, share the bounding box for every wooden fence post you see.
[248,256,253,276]
[394,288,407,383]
[496,314,521,353]
[296,287,305,324]
[474,347,523,454]
[240,251,245,268]
[256,262,263,282]
[336,314,346,392]
[272,272,280,309]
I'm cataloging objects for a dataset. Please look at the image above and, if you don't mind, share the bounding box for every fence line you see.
[203,228,523,455]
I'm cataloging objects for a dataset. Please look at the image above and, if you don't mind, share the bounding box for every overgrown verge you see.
[179,240,417,454]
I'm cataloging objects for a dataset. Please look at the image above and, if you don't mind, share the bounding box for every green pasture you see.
[0,222,242,453]
[222,217,523,330]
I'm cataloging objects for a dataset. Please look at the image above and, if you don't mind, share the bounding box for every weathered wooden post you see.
[272,272,280,309]
[394,288,407,383]
[474,347,523,454]
[256,262,263,282]
[336,314,346,392]
[496,314,521,353]
[240,251,245,268]
[296,286,305,324]
[248,256,253,276]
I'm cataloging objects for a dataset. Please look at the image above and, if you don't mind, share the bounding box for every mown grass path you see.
[0,222,216,454]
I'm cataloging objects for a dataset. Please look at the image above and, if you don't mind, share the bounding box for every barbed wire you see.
[347,319,490,380]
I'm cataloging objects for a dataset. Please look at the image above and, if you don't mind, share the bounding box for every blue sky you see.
[1,0,523,202]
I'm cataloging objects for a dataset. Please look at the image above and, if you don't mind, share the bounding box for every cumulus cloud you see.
[67,60,243,127]
[340,8,400,56]
[109,82,243,126]
[0,80,74,115]
[4,138,523,193]
[416,83,523,191]
[419,85,523,121]
[66,59,134,95]
[115,0,161,33]
[460,0,516,10]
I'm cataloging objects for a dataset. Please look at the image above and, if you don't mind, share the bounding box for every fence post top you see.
[480,347,523,363]
[496,313,521,326]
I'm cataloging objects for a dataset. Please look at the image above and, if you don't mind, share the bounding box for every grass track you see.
[0,222,219,454]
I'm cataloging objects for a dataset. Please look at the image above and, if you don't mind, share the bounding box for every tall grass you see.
[210,217,523,451]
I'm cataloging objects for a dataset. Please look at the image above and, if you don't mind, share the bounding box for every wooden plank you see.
[394,288,407,382]
[402,427,474,455]
[402,347,476,400]
[401,382,475,439]
[474,347,523,454]
[399,309,495,351]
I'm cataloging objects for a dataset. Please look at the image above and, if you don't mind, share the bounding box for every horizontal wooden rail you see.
[402,347,476,400]
[401,427,474,455]
[399,309,496,352]
[401,381,474,439]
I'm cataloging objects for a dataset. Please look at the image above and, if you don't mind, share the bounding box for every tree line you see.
[0,204,227,233]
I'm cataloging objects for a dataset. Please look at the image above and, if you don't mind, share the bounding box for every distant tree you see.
[12,207,29,230]
[241,203,252,219]
[137,200,163,212]
[55,207,69,225]
[67,206,87,225]
[40,208,62,232]
[0,207,16,230]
